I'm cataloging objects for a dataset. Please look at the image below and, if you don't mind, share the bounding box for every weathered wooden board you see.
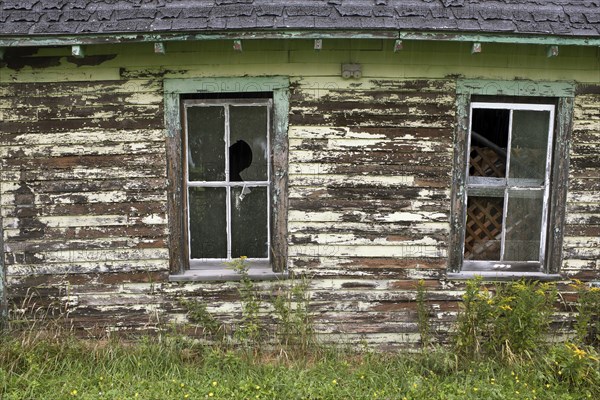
[563,88,600,276]
[1,42,598,348]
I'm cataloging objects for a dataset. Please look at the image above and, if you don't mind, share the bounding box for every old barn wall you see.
[1,40,599,346]
[564,84,600,277]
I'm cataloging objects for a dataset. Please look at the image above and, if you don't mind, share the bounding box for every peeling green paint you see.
[163,76,290,274]
[457,79,576,98]
[163,77,288,138]
[449,78,576,278]
[0,31,399,48]
[1,30,600,50]
[398,31,600,47]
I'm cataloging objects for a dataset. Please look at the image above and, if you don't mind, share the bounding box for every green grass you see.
[1,331,598,400]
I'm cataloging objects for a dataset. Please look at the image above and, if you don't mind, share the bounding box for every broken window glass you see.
[464,196,503,261]
[469,108,509,178]
[184,100,271,265]
[230,106,269,181]
[463,102,554,268]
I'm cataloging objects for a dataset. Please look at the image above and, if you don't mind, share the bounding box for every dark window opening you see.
[469,109,509,177]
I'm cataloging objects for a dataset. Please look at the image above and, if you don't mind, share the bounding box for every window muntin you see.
[462,102,555,272]
[183,99,272,268]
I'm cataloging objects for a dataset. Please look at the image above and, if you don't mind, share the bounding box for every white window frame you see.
[462,102,555,273]
[183,98,273,270]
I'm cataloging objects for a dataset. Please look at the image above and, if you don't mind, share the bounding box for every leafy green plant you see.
[270,274,314,350]
[454,278,557,361]
[415,280,432,348]
[179,299,225,339]
[227,256,263,344]
[491,280,557,359]
[571,280,600,348]
[543,342,600,391]
[453,277,493,358]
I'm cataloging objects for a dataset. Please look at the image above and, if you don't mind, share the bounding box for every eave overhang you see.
[1,30,600,48]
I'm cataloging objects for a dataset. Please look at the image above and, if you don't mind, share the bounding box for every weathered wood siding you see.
[287,78,452,278]
[1,40,598,346]
[0,78,170,327]
[564,85,600,278]
[283,78,456,344]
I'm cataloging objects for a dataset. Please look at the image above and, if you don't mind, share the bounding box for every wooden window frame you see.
[448,80,574,280]
[164,78,289,280]
[183,98,273,268]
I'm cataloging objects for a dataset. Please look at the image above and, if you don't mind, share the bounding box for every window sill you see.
[447,271,562,281]
[169,267,288,282]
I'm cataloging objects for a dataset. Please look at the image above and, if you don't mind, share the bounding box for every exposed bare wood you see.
[0,44,597,348]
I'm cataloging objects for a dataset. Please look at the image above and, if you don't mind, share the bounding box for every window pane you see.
[189,187,227,259]
[509,110,550,184]
[229,106,269,182]
[464,196,503,260]
[504,190,544,262]
[231,186,268,258]
[187,106,225,181]
[469,108,509,178]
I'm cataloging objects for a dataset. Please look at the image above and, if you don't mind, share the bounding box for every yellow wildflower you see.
[514,283,526,291]
[212,381,218,387]
[70,390,78,396]
[568,343,587,359]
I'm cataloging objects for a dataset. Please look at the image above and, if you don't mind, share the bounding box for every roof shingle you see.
[0,0,598,37]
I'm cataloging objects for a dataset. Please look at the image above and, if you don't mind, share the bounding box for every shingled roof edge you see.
[1,29,600,48]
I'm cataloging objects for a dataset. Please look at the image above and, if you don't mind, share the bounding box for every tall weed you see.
[270,274,314,351]
[571,280,600,348]
[454,278,557,361]
[226,257,263,344]
[415,280,432,348]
